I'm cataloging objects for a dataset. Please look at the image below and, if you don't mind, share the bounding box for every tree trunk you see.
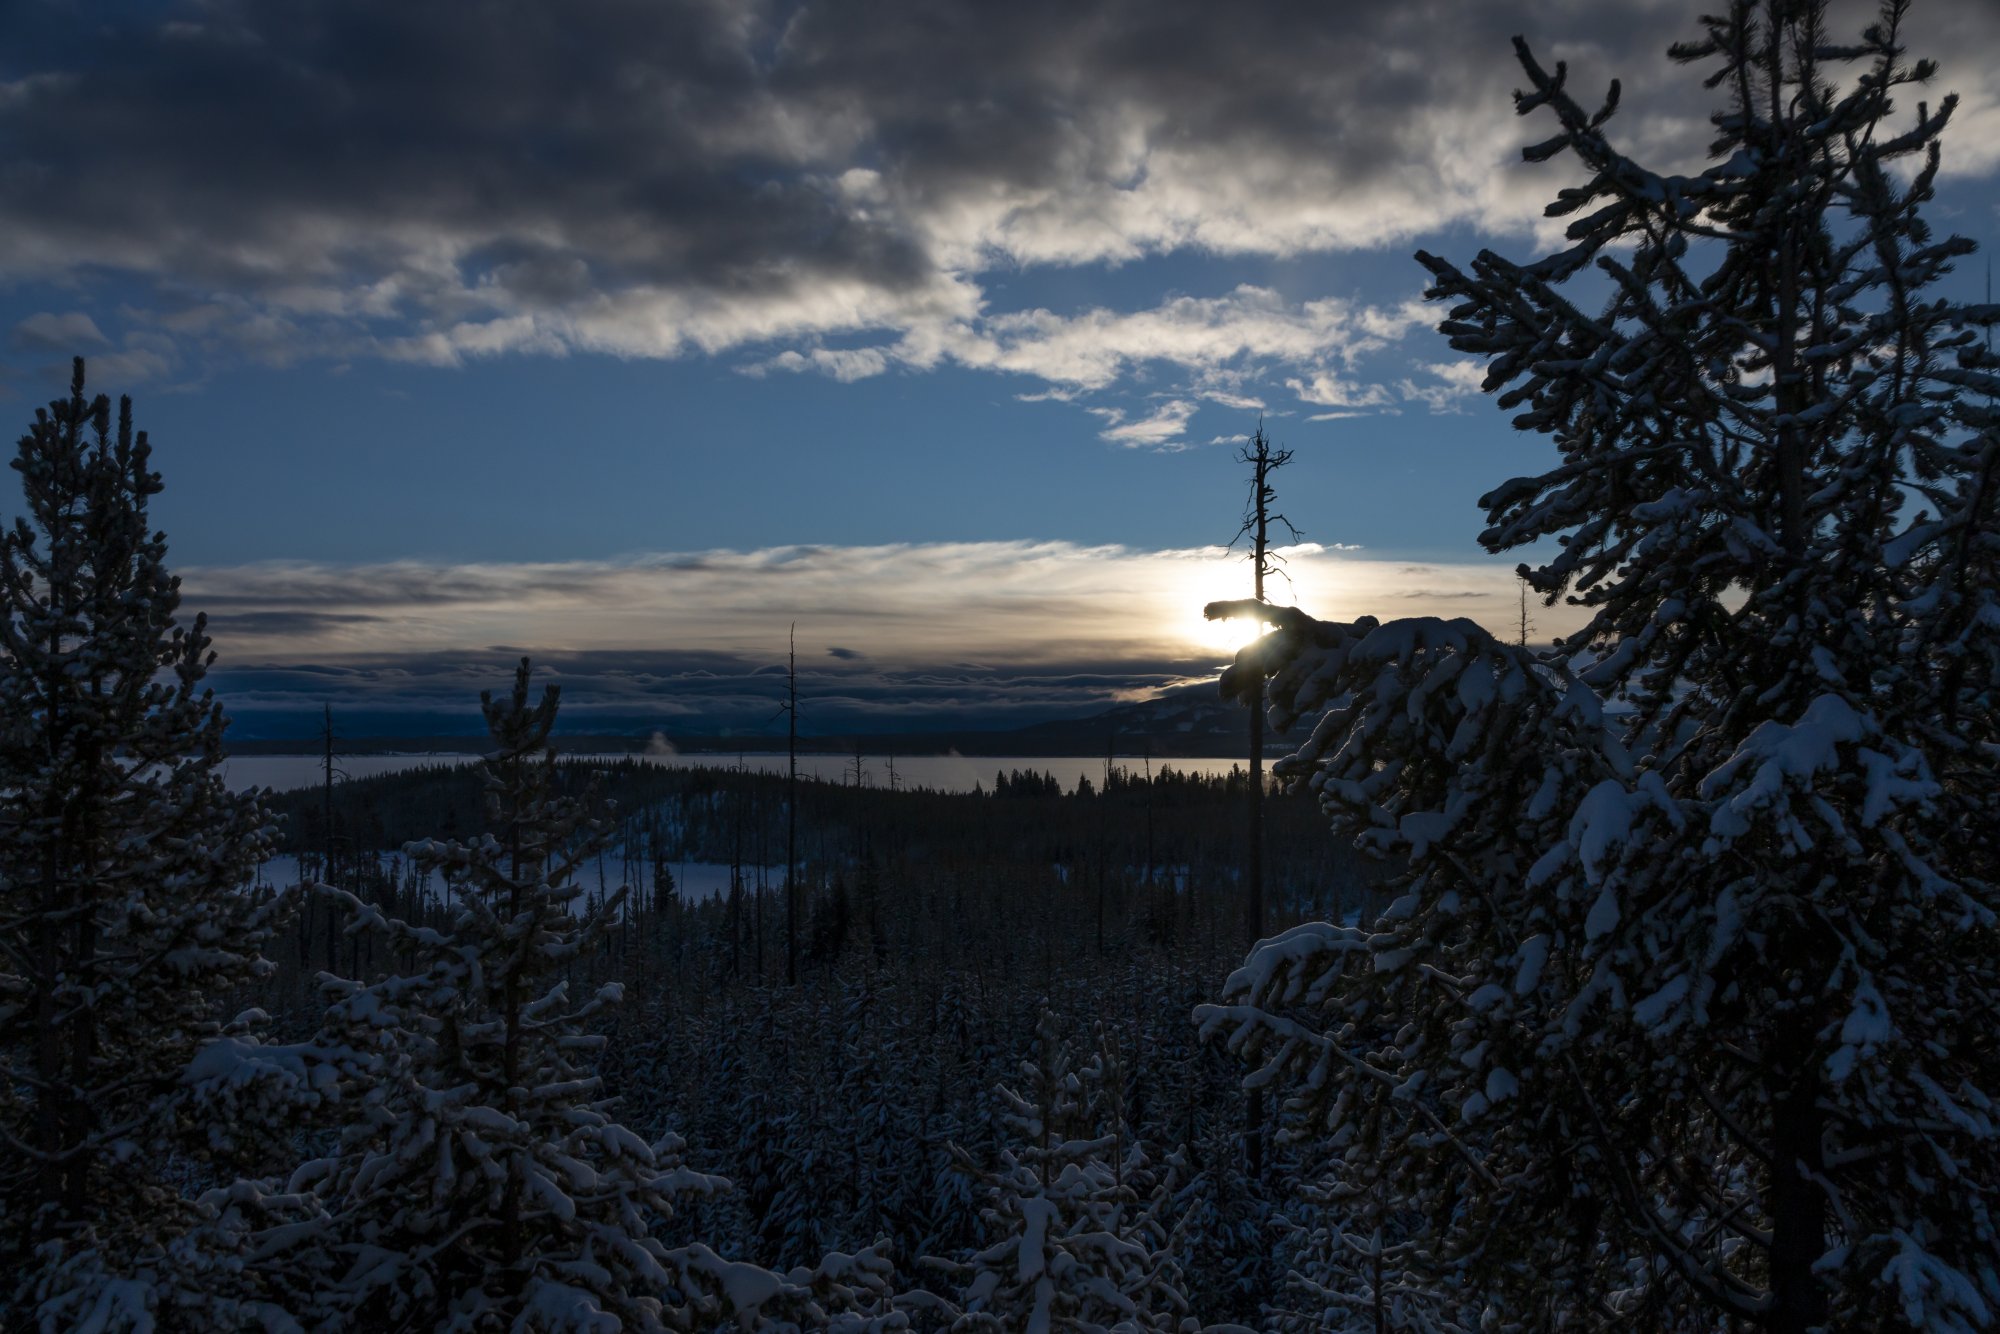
[1767,1061,1828,1334]
[786,626,799,987]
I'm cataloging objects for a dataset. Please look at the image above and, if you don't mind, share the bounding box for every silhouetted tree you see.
[1206,4,2000,1327]
[0,359,283,1324]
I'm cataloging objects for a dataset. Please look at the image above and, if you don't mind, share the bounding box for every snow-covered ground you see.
[243,851,765,906]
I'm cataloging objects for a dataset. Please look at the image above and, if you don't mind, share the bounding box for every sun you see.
[1195,604,1265,655]
[1179,557,1270,657]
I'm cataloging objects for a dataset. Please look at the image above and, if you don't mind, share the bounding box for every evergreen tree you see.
[1271,1149,1471,1334]
[1165,1099,1273,1328]
[0,359,284,1325]
[274,660,742,1330]
[1203,3,1999,1329]
[931,1010,1190,1333]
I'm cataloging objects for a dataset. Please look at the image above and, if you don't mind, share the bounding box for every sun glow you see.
[1178,555,1272,657]
[1196,605,1266,655]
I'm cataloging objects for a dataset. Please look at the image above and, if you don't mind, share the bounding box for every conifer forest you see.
[2,2,1998,1330]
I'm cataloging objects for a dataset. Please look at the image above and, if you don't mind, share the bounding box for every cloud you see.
[741,344,892,382]
[6,0,1992,441]
[10,311,107,351]
[1200,389,1267,412]
[743,285,1430,436]
[209,646,1229,739]
[1287,369,1397,412]
[205,610,389,637]
[901,288,1426,392]
[181,540,1585,735]
[76,342,178,386]
[1904,0,2000,178]
[1095,399,1198,447]
[10,0,1988,389]
[174,542,1547,656]
[1395,359,1485,412]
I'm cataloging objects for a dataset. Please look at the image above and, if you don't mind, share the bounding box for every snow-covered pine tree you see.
[831,982,931,1262]
[929,1009,1190,1333]
[276,659,745,1330]
[0,359,284,1326]
[1153,1020,1268,1327]
[1271,1141,1471,1334]
[1200,3,1998,1330]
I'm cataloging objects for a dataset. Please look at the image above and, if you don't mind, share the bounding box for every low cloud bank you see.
[186,540,1573,738]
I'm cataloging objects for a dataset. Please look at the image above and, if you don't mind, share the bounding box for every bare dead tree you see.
[774,624,800,986]
[1231,423,1298,948]
[319,703,350,971]
[1230,423,1297,1182]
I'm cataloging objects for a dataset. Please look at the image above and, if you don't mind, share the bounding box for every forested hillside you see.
[241,753,1380,1326]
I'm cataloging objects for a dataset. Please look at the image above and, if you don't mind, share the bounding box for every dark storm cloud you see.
[10,0,1992,407]
[1,2,919,287]
[0,0,958,364]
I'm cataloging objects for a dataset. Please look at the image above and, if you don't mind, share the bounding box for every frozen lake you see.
[222,751,1253,796]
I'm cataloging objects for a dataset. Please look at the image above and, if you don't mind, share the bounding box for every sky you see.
[5,0,2000,738]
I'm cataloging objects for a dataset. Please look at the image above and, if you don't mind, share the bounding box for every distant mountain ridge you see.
[224,682,1283,758]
